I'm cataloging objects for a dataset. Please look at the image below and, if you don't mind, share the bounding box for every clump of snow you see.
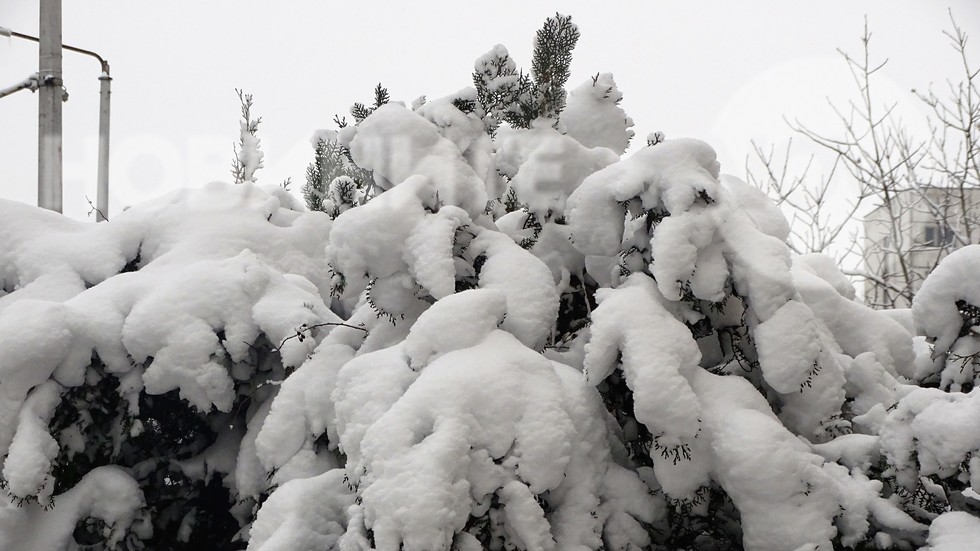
[253,343,355,475]
[914,244,980,355]
[403,205,472,300]
[878,387,980,489]
[247,469,355,551]
[2,381,62,502]
[691,368,922,550]
[0,183,340,532]
[793,256,915,379]
[235,120,264,183]
[494,124,618,219]
[403,289,507,369]
[347,103,488,217]
[754,300,822,393]
[0,466,146,551]
[413,88,492,183]
[923,511,980,550]
[584,273,706,498]
[567,138,720,257]
[913,245,980,390]
[326,175,435,299]
[562,73,634,155]
[338,330,642,549]
[472,231,560,349]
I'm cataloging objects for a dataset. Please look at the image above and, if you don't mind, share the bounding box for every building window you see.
[923,224,955,247]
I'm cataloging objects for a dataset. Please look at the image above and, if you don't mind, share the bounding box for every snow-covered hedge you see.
[2,13,980,551]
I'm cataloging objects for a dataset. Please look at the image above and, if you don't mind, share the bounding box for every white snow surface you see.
[0,183,337,501]
[923,511,980,550]
[562,73,635,155]
[0,466,146,551]
[247,469,355,551]
[567,138,721,258]
[914,245,980,355]
[495,123,618,218]
[347,103,488,217]
[2,103,976,550]
[335,330,649,550]
[585,273,706,498]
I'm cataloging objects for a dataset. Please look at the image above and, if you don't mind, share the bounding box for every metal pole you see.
[0,74,39,99]
[38,0,63,212]
[2,28,111,220]
[96,65,110,221]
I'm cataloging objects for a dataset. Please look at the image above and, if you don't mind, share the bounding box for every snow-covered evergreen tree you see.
[231,89,265,184]
[2,12,980,551]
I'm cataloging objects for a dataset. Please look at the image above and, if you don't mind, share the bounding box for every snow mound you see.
[347,103,488,218]
[923,511,980,550]
[562,73,635,155]
[913,245,980,390]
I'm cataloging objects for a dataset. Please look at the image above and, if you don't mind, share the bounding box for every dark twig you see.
[274,322,368,352]
[85,195,107,221]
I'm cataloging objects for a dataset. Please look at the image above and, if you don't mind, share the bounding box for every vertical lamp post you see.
[1,3,112,220]
[38,0,63,213]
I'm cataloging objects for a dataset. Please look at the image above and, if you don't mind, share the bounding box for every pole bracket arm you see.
[0,73,40,99]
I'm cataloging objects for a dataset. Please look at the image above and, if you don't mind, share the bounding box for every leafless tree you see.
[749,14,980,308]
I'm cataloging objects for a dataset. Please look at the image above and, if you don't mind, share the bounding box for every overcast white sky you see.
[2,1,979,220]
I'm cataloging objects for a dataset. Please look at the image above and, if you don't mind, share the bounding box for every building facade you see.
[863,187,980,308]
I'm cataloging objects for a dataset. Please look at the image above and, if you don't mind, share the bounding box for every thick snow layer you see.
[715,199,795,321]
[567,138,721,257]
[754,300,821,393]
[472,231,560,350]
[913,245,980,388]
[347,103,488,217]
[247,469,355,551]
[326,175,435,297]
[878,387,980,488]
[842,352,903,420]
[562,73,634,155]
[332,327,651,550]
[565,140,797,320]
[719,175,791,243]
[413,89,492,183]
[913,244,980,355]
[352,336,506,545]
[0,184,339,510]
[793,257,915,379]
[923,511,980,550]
[125,250,332,411]
[585,273,705,497]
[403,289,507,369]
[254,343,355,473]
[565,138,845,439]
[690,368,922,550]
[495,124,617,218]
[0,182,332,303]
[404,205,472,300]
[0,466,145,551]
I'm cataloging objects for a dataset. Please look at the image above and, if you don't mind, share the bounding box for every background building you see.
[864,187,980,308]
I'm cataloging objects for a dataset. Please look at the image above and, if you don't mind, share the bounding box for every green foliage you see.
[47,357,252,550]
[472,13,580,131]
[230,89,263,184]
[531,13,580,121]
[351,82,390,124]
[303,138,346,213]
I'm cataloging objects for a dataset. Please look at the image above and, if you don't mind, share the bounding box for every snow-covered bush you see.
[231,89,265,184]
[0,182,335,548]
[2,12,980,551]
